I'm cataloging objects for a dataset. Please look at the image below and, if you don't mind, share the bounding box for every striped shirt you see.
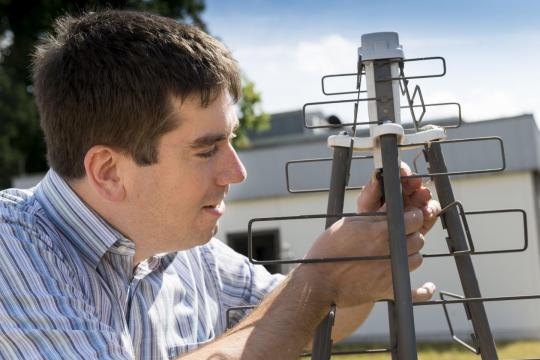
[0,170,283,359]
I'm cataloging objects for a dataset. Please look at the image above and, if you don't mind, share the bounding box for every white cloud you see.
[230,33,540,126]
[231,34,359,113]
[293,35,356,75]
[459,89,525,121]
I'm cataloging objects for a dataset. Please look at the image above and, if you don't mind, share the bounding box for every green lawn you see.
[324,341,540,359]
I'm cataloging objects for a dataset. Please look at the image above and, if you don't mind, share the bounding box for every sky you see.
[203,0,540,125]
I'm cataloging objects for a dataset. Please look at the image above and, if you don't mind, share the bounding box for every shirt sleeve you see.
[202,238,285,328]
[0,222,132,360]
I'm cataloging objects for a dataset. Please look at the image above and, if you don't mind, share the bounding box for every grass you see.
[324,341,540,359]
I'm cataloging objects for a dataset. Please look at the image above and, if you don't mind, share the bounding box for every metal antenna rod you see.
[426,142,499,359]
[363,33,417,359]
[380,133,417,359]
[312,141,351,360]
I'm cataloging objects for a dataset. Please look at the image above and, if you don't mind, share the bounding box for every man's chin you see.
[177,223,219,251]
[191,224,218,248]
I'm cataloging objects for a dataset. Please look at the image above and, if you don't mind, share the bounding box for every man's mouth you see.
[203,200,222,209]
[202,200,225,216]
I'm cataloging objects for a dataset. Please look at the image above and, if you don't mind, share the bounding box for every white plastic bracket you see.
[401,125,447,148]
[371,123,405,168]
[327,124,447,168]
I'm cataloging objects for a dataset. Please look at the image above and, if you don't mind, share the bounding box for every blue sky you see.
[205,0,539,40]
[203,0,540,123]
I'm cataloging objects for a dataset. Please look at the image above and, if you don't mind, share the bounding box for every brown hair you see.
[32,10,241,179]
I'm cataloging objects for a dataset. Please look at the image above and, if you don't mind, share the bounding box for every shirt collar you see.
[35,169,131,269]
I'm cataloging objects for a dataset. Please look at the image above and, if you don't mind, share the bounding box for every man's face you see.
[122,92,246,253]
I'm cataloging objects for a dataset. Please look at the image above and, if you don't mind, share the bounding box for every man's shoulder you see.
[0,186,84,282]
[1,186,36,204]
[0,186,41,226]
[0,186,60,254]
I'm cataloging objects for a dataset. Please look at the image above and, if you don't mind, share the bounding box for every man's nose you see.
[216,143,247,186]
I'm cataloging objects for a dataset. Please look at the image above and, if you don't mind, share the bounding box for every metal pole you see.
[426,143,499,359]
[311,144,351,360]
[371,53,417,359]
[387,299,398,360]
[380,134,418,360]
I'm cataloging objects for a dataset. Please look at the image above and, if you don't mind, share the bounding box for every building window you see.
[227,229,281,274]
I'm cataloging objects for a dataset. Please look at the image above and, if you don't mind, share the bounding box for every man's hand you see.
[301,162,441,308]
[182,163,441,359]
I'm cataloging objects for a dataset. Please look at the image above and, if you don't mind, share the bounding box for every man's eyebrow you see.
[189,119,239,149]
[190,133,227,148]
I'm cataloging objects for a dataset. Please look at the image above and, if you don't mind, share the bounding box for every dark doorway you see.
[227,229,281,274]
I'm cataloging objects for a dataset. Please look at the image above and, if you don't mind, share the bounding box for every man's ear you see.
[83,145,127,202]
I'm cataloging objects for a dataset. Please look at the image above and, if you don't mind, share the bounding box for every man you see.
[0,10,440,359]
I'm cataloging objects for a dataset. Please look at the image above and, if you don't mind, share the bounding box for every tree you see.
[234,78,270,149]
[0,0,268,188]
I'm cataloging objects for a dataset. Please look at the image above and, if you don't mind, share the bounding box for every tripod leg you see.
[426,142,498,359]
[311,145,351,360]
[380,134,418,360]
[387,301,398,360]
[377,169,398,360]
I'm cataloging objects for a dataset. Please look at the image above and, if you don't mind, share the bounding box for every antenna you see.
[229,32,540,359]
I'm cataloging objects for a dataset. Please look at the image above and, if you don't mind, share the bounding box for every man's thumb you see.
[357,171,384,213]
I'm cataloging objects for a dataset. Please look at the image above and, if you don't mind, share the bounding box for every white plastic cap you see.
[358,32,404,60]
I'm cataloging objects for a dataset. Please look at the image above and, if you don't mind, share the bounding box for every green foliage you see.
[0,0,269,189]
[234,78,270,149]
[0,66,41,187]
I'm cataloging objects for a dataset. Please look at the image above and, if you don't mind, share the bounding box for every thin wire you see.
[343,55,364,187]
[351,55,363,138]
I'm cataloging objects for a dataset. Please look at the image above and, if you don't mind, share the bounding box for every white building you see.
[216,112,540,343]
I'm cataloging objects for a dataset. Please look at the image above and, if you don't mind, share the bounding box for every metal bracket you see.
[320,56,446,96]
[226,304,392,357]
[440,291,481,354]
[423,202,528,258]
[285,155,373,194]
[401,102,462,129]
[286,137,505,195]
[247,203,528,265]
[411,293,540,360]
[302,97,377,129]
[402,136,506,179]
[226,305,256,329]
[327,125,446,151]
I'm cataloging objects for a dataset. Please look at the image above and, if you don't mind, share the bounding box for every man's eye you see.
[197,146,218,158]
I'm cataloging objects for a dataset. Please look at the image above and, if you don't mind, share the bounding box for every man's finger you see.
[400,162,422,196]
[412,282,437,302]
[359,163,424,213]
[408,252,424,272]
[405,187,431,208]
[404,208,423,235]
[406,232,425,255]
[420,199,442,234]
